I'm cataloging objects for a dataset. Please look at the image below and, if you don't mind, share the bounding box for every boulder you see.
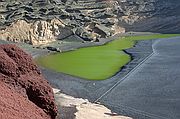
[75,27,93,41]
[0,44,57,119]
[111,24,126,35]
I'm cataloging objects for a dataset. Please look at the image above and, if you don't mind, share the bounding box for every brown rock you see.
[0,44,57,119]
[0,81,50,119]
[0,19,73,45]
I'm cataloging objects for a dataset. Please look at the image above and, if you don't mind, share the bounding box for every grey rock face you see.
[116,0,180,33]
[0,0,125,45]
[0,0,179,45]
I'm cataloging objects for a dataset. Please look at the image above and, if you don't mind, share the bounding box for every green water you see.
[37,34,180,80]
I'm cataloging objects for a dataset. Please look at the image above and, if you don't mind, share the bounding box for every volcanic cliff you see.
[0,44,57,119]
[0,0,180,45]
[0,0,125,45]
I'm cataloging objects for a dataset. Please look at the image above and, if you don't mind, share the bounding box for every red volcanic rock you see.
[0,81,50,119]
[0,44,57,119]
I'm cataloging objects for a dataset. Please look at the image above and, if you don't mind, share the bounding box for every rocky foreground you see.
[53,88,132,119]
[0,44,57,119]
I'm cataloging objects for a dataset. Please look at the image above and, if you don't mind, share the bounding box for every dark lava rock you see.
[116,0,180,33]
[0,44,57,119]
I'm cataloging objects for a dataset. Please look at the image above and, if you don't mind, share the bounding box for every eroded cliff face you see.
[0,0,179,45]
[0,18,72,45]
[0,0,125,45]
[0,44,57,119]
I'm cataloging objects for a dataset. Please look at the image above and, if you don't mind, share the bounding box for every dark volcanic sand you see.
[99,37,180,119]
[41,37,180,119]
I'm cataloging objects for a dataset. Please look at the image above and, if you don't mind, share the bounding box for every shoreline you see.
[36,33,160,81]
[39,38,154,99]
[0,32,155,97]
[35,32,159,81]
[0,32,157,59]
[53,88,132,119]
[20,32,157,58]
[39,38,154,119]
[0,32,157,119]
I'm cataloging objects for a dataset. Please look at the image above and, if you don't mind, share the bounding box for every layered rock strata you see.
[1,0,180,45]
[0,0,125,45]
[0,19,72,45]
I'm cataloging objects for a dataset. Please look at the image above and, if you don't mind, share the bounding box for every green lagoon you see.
[37,34,180,80]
